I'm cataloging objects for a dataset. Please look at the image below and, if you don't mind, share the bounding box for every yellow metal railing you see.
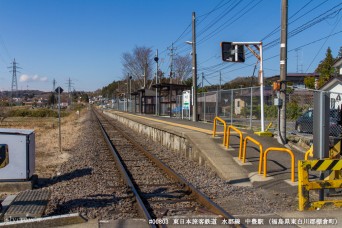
[242,136,263,174]
[226,125,243,159]
[298,159,342,211]
[212,117,227,146]
[263,147,295,182]
[304,145,313,160]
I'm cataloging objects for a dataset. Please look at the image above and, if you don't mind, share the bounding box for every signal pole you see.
[279,0,288,145]
[154,49,159,115]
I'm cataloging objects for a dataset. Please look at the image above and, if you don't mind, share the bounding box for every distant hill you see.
[0,90,48,98]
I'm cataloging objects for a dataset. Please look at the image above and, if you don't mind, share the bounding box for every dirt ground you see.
[0,108,88,198]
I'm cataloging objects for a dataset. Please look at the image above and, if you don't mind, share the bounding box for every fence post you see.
[215,90,218,117]
[204,92,206,122]
[230,90,233,125]
[250,87,253,129]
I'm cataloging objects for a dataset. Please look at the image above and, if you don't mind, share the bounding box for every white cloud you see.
[19,74,30,82]
[40,77,48,82]
[19,74,48,82]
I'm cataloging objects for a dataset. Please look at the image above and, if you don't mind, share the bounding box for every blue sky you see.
[0,0,341,92]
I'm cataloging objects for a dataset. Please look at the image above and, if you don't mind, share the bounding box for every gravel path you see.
[42,111,138,220]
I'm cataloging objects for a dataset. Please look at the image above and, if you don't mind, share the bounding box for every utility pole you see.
[192,12,198,122]
[8,59,20,104]
[168,43,176,84]
[279,0,288,145]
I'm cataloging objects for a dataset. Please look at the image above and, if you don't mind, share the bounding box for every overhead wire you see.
[217,29,342,83]
[197,0,263,47]
[262,0,317,41]
[305,14,342,72]
[202,2,342,81]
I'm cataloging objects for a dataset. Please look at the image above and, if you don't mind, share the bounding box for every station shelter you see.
[132,83,191,117]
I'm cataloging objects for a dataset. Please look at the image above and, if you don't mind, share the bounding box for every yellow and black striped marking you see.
[298,159,342,211]
[310,159,342,171]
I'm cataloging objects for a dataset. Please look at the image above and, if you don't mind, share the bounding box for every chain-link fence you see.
[108,87,342,137]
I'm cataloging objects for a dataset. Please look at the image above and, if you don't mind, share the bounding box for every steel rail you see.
[92,109,157,228]
[95,109,237,222]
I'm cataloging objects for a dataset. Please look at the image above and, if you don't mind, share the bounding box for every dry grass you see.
[0,109,88,179]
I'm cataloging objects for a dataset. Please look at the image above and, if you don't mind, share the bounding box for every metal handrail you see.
[212,116,227,146]
[263,147,295,182]
[226,125,243,159]
[242,136,263,174]
[304,145,313,160]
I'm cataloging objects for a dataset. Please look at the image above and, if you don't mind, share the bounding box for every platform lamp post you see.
[186,11,198,122]
[154,50,159,116]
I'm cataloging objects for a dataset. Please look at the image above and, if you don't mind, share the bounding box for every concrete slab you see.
[284,179,298,186]
[4,189,51,221]
[0,195,17,219]
[233,157,253,166]
[248,172,274,182]
[0,213,87,228]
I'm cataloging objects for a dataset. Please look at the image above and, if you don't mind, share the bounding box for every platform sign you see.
[182,90,190,120]
[183,90,190,109]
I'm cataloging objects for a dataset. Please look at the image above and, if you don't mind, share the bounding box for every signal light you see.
[221,42,245,63]
[273,81,281,91]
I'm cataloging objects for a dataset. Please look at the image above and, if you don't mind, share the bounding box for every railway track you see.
[93,108,237,227]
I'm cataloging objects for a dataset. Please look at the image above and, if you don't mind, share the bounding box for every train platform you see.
[102,110,342,227]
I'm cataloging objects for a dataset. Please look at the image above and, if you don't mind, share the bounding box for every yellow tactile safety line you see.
[109,110,245,136]
[111,111,213,135]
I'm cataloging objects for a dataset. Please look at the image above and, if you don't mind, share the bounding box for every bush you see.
[7,108,69,118]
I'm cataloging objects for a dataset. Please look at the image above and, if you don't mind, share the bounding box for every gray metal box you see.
[0,128,35,181]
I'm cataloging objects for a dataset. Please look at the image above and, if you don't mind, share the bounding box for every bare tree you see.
[173,55,192,84]
[122,46,154,89]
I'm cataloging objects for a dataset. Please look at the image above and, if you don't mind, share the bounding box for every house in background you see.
[333,57,342,75]
[266,73,319,89]
[320,76,342,109]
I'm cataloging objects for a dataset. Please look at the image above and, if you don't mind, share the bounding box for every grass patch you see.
[7,108,69,118]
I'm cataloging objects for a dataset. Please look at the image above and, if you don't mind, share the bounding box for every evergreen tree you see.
[337,46,342,59]
[315,47,336,88]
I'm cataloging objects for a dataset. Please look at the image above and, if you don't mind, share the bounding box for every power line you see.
[305,15,342,72]
[262,0,316,40]
[197,0,263,47]
[202,2,342,78]
[0,34,12,60]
